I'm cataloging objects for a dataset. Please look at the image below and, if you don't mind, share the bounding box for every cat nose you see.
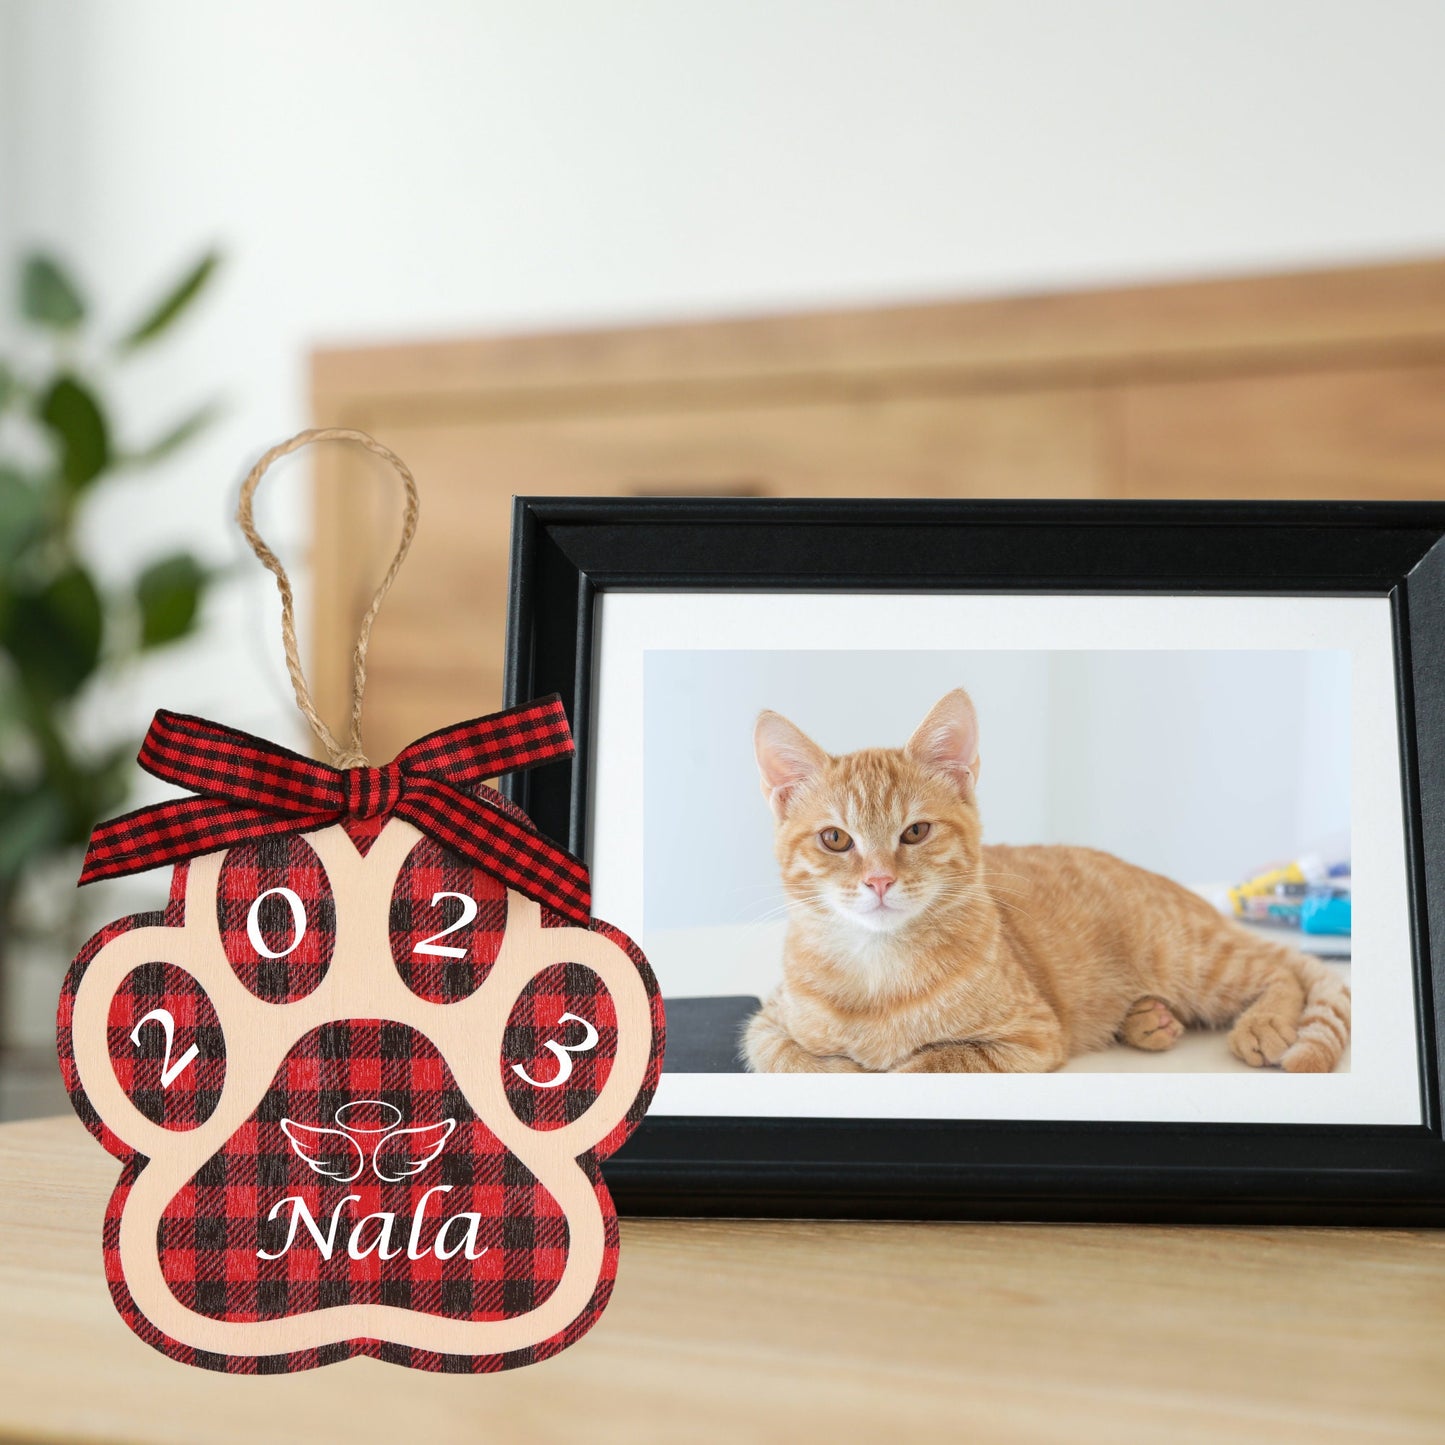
[864,874,896,899]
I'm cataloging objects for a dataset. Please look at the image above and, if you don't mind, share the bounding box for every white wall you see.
[642,650,1351,930]
[4,0,1445,771]
[2,1,1429,1047]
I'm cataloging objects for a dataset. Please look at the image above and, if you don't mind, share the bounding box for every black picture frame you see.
[503,497,1445,1224]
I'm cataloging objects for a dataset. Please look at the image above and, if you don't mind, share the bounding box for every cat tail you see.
[1180,921,1351,1073]
[1279,951,1352,1074]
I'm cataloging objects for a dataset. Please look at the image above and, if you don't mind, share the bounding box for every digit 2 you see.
[413,892,479,959]
[130,1008,200,1089]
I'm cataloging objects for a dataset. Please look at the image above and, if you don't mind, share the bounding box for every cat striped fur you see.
[743,688,1350,1075]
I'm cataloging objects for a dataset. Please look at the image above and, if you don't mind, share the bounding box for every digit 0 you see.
[246,886,307,959]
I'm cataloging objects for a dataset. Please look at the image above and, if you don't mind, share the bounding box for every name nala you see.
[257,1185,487,1261]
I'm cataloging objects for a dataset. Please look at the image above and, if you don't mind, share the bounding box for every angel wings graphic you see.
[280,1100,456,1184]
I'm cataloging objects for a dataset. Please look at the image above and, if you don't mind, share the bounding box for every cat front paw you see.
[1228,1012,1298,1067]
[1120,996,1185,1051]
[895,1041,997,1073]
[742,1009,864,1073]
[894,1030,1066,1073]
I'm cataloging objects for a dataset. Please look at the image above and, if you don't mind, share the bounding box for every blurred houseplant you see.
[0,249,221,1042]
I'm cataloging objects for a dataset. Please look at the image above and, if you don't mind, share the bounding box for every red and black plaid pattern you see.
[501,963,618,1131]
[217,834,335,1002]
[78,695,591,925]
[389,838,507,1002]
[394,777,588,924]
[400,702,574,785]
[59,772,665,1374]
[103,1154,618,1375]
[105,961,225,1130]
[541,908,668,1156]
[58,862,190,1157]
[156,1020,567,1325]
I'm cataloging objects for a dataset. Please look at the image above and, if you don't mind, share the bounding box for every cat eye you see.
[819,828,854,853]
[900,822,932,845]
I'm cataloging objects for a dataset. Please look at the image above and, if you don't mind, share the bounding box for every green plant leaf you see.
[54,742,134,849]
[119,250,220,351]
[20,253,86,329]
[0,467,50,567]
[38,374,111,493]
[0,565,103,701]
[0,360,16,411]
[0,786,70,881]
[136,552,208,648]
[89,742,136,826]
[123,400,222,467]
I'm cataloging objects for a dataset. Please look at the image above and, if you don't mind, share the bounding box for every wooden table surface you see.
[2,1115,1442,1445]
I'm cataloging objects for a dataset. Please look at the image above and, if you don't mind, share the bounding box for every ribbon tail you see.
[79,797,337,886]
[395,781,592,925]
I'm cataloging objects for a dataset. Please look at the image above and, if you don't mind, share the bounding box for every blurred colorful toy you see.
[1230,853,1350,935]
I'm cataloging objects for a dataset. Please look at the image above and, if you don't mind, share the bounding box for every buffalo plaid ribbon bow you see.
[78,694,591,923]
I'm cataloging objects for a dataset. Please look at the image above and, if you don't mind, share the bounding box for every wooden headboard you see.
[311,258,1445,760]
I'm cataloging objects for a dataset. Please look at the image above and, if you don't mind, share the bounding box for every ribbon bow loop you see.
[79,694,591,924]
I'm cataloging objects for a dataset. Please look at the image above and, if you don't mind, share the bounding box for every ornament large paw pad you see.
[58,820,663,1373]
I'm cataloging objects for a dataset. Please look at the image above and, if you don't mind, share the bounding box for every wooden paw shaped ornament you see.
[54,430,664,1374]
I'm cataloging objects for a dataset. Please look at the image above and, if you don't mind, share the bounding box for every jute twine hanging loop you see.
[236,427,418,768]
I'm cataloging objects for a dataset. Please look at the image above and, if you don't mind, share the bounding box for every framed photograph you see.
[503,498,1445,1223]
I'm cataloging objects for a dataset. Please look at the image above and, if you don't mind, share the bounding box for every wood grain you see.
[1123,363,1445,499]
[312,257,1445,403]
[309,258,1445,760]
[1,1114,1442,1444]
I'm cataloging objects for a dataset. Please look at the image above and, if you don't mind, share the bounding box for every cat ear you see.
[906,689,981,794]
[754,711,829,817]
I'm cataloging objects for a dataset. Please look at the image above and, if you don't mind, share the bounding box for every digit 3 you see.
[502,963,618,1127]
[58,816,663,1372]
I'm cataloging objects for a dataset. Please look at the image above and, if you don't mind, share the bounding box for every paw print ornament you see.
[55,429,664,1374]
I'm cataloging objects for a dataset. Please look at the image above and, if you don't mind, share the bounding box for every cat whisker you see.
[740,903,801,925]
[740,890,833,925]
[920,883,1036,925]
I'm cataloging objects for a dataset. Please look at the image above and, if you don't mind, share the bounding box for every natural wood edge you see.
[306,392,377,755]
[312,256,1445,411]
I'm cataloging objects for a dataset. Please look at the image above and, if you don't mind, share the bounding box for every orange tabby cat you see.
[744,689,1350,1074]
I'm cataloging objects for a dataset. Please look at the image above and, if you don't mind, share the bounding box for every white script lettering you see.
[256,1188,490,1262]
